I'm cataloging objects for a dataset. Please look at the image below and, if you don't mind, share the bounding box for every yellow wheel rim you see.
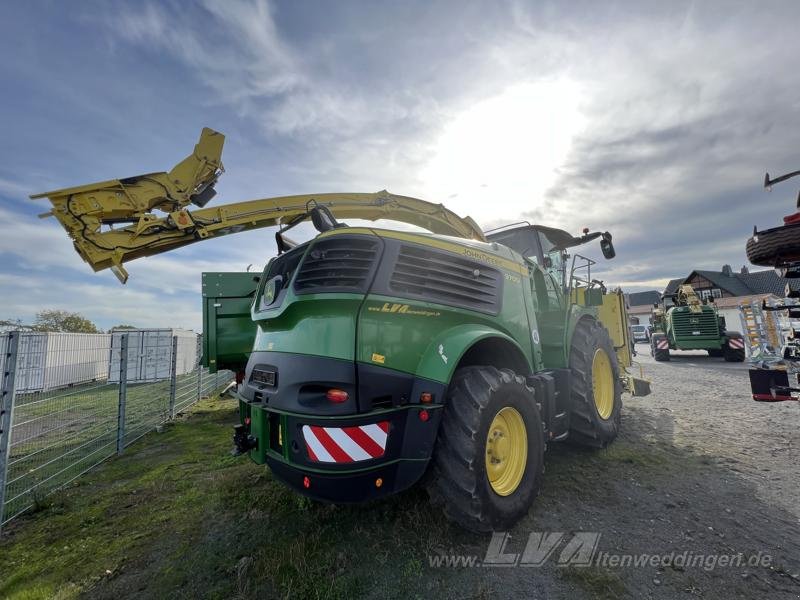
[485,406,527,496]
[592,349,614,420]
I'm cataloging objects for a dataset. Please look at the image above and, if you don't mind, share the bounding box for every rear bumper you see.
[236,351,446,502]
[670,339,723,350]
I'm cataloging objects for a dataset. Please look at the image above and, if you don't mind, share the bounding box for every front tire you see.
[568,318,623,448]
[427,366,545,532]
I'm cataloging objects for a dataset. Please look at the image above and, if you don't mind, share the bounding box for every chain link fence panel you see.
[0,331,234,527]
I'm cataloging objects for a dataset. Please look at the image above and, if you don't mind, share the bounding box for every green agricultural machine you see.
[650,284,745,362]
[34,128,650,531]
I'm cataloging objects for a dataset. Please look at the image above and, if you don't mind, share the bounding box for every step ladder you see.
[739,299,784,358]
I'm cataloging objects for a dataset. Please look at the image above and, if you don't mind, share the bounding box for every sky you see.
[2,0,800,331]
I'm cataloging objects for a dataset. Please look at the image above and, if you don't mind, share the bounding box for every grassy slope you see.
[0,396,476,600]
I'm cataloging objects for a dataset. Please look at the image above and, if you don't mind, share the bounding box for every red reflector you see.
[420,392,432,403]
[419,409,430,422]
[244,417,251,426]
[303,476,311,489]
[326,389,349,403]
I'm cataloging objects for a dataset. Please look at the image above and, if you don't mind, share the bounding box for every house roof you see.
[661,267,800,299]
[663,278,684,297]
[692,270,753,296]
[626,290,661,307]
[739,269,800,296]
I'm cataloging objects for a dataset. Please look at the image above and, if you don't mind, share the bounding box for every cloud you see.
[0,272,203,330]
[9,0,800,309]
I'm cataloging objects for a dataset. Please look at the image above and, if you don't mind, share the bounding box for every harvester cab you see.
[33,127,651,532]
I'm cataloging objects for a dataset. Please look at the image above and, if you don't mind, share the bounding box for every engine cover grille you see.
[294,237,380,294]
[389,244,502,313]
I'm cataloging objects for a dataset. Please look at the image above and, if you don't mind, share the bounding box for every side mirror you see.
[600,232,615,259]
[310,205,340,232]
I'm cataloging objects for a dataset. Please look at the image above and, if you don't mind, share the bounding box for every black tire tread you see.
[747,223,800,267]
[427,366,543,532]
[568,318,623,447]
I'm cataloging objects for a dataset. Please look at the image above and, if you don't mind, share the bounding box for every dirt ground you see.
[429,347,800,599]
[2,348,800,599]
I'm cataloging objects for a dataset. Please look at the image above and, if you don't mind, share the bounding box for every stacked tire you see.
[746,223,800,267]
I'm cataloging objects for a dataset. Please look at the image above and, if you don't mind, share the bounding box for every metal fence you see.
[0,330,233,528]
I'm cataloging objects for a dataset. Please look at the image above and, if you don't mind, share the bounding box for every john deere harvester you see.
[33,128,650,531]
[650,284,745,362]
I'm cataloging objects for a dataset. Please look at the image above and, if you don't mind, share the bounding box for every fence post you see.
[168,336,178,419]
[116,333,128,455]
[0,331,21,530]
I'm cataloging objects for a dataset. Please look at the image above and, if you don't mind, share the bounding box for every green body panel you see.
[201,272,258,372]
[357,287,537,383]
[207,229,603,385]
[358,306,533,383]
[251,293,364,360]
[659,305,724,350]
[249,403,268,464]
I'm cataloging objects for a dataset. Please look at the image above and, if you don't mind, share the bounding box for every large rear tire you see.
[746,223,800,267]
[427,366,545,532]
[651,334,671,362]
[567,318,622,448]
[724,334,746,362]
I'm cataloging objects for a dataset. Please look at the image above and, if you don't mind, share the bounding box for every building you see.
[662,265,800,301]
[660,265,799,355]
[625,290,661,325]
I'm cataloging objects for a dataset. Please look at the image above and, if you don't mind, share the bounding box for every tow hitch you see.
[232,423,257,456]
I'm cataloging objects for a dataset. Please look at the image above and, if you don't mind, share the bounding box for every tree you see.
[108,324,137,332]
[32,310,100,333]
[0,318,29,329]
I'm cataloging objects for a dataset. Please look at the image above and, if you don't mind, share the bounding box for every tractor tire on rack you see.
[651,334,671,362]
[567,318,623,448]
[746,223,800,267]
[427,366,545,532]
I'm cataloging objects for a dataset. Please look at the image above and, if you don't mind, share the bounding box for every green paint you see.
[207,229,602,388]
[653,304,727,351]
[201,272,258,372]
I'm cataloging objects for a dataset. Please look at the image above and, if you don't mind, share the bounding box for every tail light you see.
[326,389,349,403]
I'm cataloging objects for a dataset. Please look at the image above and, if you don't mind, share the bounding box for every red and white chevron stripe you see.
[656,339,669,350]
[728,338,745,349]
[302,421,389,463]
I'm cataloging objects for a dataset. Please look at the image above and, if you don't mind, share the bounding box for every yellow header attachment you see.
[676,284,703,313]
[31,128,484,283]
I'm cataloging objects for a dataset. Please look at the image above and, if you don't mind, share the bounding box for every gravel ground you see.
[424,346,800,599]
[4,346,799,599]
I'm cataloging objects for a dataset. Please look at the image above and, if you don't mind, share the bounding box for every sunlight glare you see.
[421,80,586,225]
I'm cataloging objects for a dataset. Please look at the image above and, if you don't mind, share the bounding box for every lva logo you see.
[483,532,600,567]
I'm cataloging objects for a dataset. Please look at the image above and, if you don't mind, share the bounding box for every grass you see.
[4,371,222,521]
[0,395,470,600]
[558,566,626,599]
